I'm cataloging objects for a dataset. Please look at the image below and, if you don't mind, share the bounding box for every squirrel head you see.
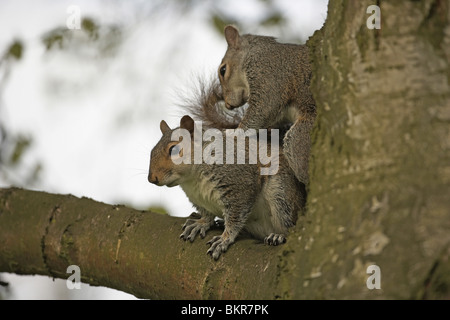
[218,25,250,110]
[148,116,195,187]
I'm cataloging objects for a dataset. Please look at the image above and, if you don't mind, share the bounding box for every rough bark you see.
[276,0,450,299]
[0,187,282,299]
[1,0,450,300]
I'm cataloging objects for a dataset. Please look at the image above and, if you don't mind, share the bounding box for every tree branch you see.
[0,187,283,299]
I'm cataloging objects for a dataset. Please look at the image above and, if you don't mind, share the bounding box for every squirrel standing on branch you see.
[147,26,312,259]
[217,25,316,185]
[148,80,305,259]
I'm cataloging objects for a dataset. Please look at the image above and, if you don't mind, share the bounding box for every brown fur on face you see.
[218,26,250,110]
[148,120,191,187]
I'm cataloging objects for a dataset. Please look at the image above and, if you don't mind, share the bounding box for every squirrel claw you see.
[180,216,213,242]
[206,235,232,260]
[264,233,287,246]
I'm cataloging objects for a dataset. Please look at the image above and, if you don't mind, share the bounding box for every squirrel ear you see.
[180,115,195,134]
[224,25,240,48]
[160,120,171,134]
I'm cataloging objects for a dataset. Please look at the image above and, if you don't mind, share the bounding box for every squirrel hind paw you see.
[264,233,287,246]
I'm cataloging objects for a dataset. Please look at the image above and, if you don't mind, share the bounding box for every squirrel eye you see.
[169,145,179,156]
[219,65,226,77]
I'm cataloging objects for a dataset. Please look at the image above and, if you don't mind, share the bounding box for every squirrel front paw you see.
[264,233,287,246]
[206,234,234,260]
[180,215,214,242]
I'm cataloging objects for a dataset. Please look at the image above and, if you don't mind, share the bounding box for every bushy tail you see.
[178,76,245,129]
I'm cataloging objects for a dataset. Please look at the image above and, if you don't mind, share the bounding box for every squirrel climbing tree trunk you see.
[1,0,449,299]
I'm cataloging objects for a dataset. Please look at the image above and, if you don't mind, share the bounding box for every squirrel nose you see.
[148,172,159,185]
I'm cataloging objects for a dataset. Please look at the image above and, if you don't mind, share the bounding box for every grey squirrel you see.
[217,25,316,185]
[181,76,292,141]
[148,81,305,259]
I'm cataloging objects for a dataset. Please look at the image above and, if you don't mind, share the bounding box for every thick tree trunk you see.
[1,0,449,300]
[276,0,450,299]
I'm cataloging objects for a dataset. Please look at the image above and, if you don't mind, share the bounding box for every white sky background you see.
[0,0,328,300]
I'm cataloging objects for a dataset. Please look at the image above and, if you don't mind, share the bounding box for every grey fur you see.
[218,26,316,185]
[179,76,245,129]
[149,106,305,260]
